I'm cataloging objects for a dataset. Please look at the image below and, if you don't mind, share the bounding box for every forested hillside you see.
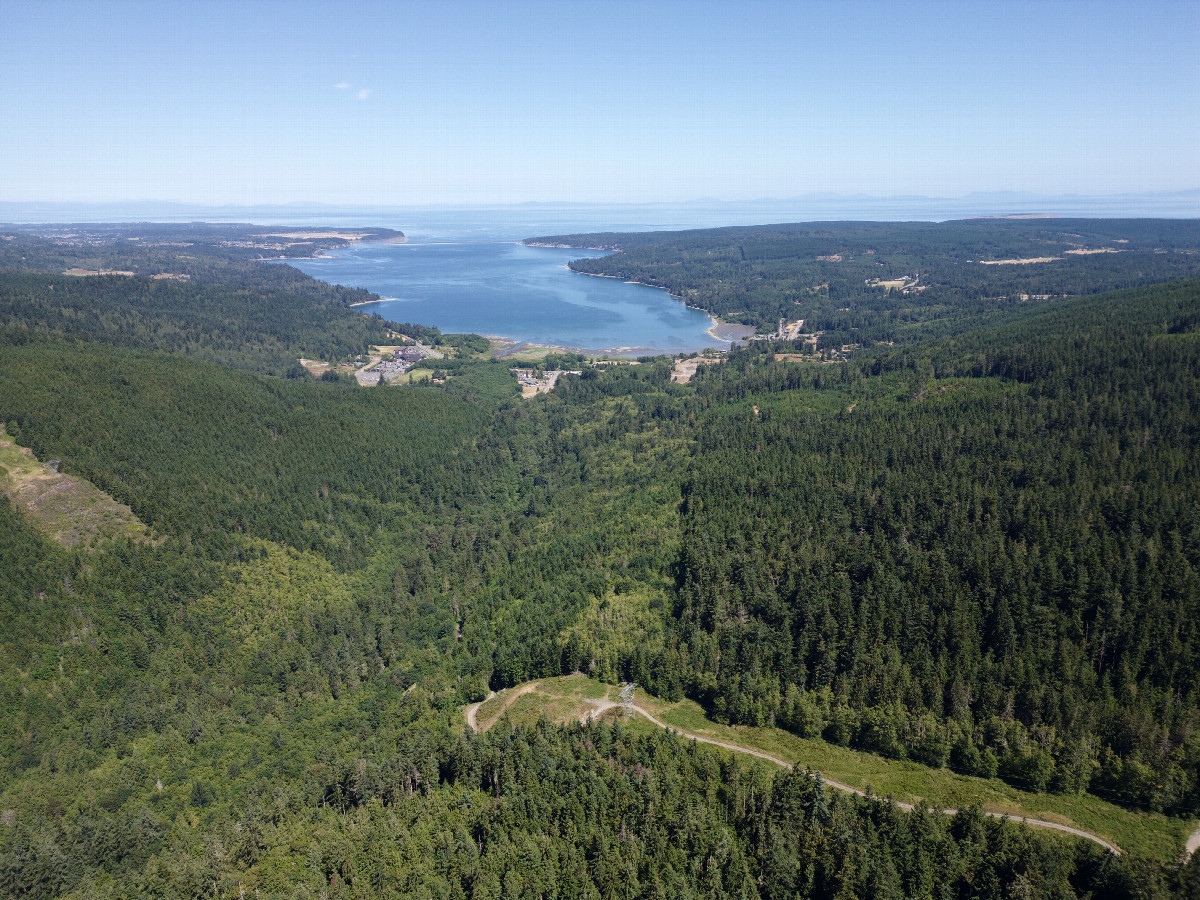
[0,222,405,273]
[528,219,1200,342]
[2,222,1199,898]
[643,281,1200,814]
[0,228,408,374]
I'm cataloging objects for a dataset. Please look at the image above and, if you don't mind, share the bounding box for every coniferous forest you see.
[2,222,1199,898]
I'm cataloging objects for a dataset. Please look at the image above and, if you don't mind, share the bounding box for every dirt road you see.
[464,691,495,733]
[466,683,539,734]
[581,699,1123,856]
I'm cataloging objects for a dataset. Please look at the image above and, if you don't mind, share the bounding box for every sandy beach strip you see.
[708,319,756,343]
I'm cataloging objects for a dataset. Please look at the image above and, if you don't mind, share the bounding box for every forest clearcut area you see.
[1,221,1199,898]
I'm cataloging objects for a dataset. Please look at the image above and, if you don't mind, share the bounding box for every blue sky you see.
[1,0,1197,205]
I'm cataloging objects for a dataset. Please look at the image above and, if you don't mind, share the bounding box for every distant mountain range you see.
[2,190,1198,225]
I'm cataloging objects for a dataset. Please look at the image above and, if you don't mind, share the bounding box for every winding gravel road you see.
[470,688,1200,858]
[464,691,495,733]
[465,683,539,734]
[579,698,1125,856]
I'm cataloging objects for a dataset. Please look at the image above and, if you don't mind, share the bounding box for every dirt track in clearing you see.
[466,683,540,733]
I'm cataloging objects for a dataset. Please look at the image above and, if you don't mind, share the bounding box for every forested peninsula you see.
[2,221,1199,898]
[528,219,1200,340]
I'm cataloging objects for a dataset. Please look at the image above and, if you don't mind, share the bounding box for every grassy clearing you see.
[370,344,407,357]
[298,358,331,376]
[0,426,147,549]
[505,347,557,363]
[485,336,552,362]
[388,367,439,384]
[470,676,610,733]
[502,686,597,729]
[466,675,1192,862]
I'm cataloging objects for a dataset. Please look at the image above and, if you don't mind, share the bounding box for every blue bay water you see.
[12,197,1197,350]
[286,240,726,353]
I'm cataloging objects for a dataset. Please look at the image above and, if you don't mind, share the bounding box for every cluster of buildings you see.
[356,345,431,385]
[752,318,815,344]
[512,368,582,396]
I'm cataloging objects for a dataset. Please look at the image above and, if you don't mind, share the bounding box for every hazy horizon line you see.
[4,188,1200,211]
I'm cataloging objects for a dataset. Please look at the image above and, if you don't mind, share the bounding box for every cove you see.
[285,240,728,354]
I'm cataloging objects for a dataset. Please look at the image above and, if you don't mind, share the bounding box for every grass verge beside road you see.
[464,675,1193,862]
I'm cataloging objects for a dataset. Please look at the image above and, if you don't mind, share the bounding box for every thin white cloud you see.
[335,82,350,90]
[357,88,371,101]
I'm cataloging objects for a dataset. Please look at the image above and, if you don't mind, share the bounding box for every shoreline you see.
[257,230,407,265]
[524,241,616,251]
[314,233,754,357]
[708,319,756,343]
[569,269,754,346]
[487,336,715,359]
[482,318,751,359]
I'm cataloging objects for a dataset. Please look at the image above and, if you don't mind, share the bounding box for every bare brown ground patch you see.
[0,428,147,549]
[978,257,1060,265]
[672,355,727,384]
[299,358,332,376]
